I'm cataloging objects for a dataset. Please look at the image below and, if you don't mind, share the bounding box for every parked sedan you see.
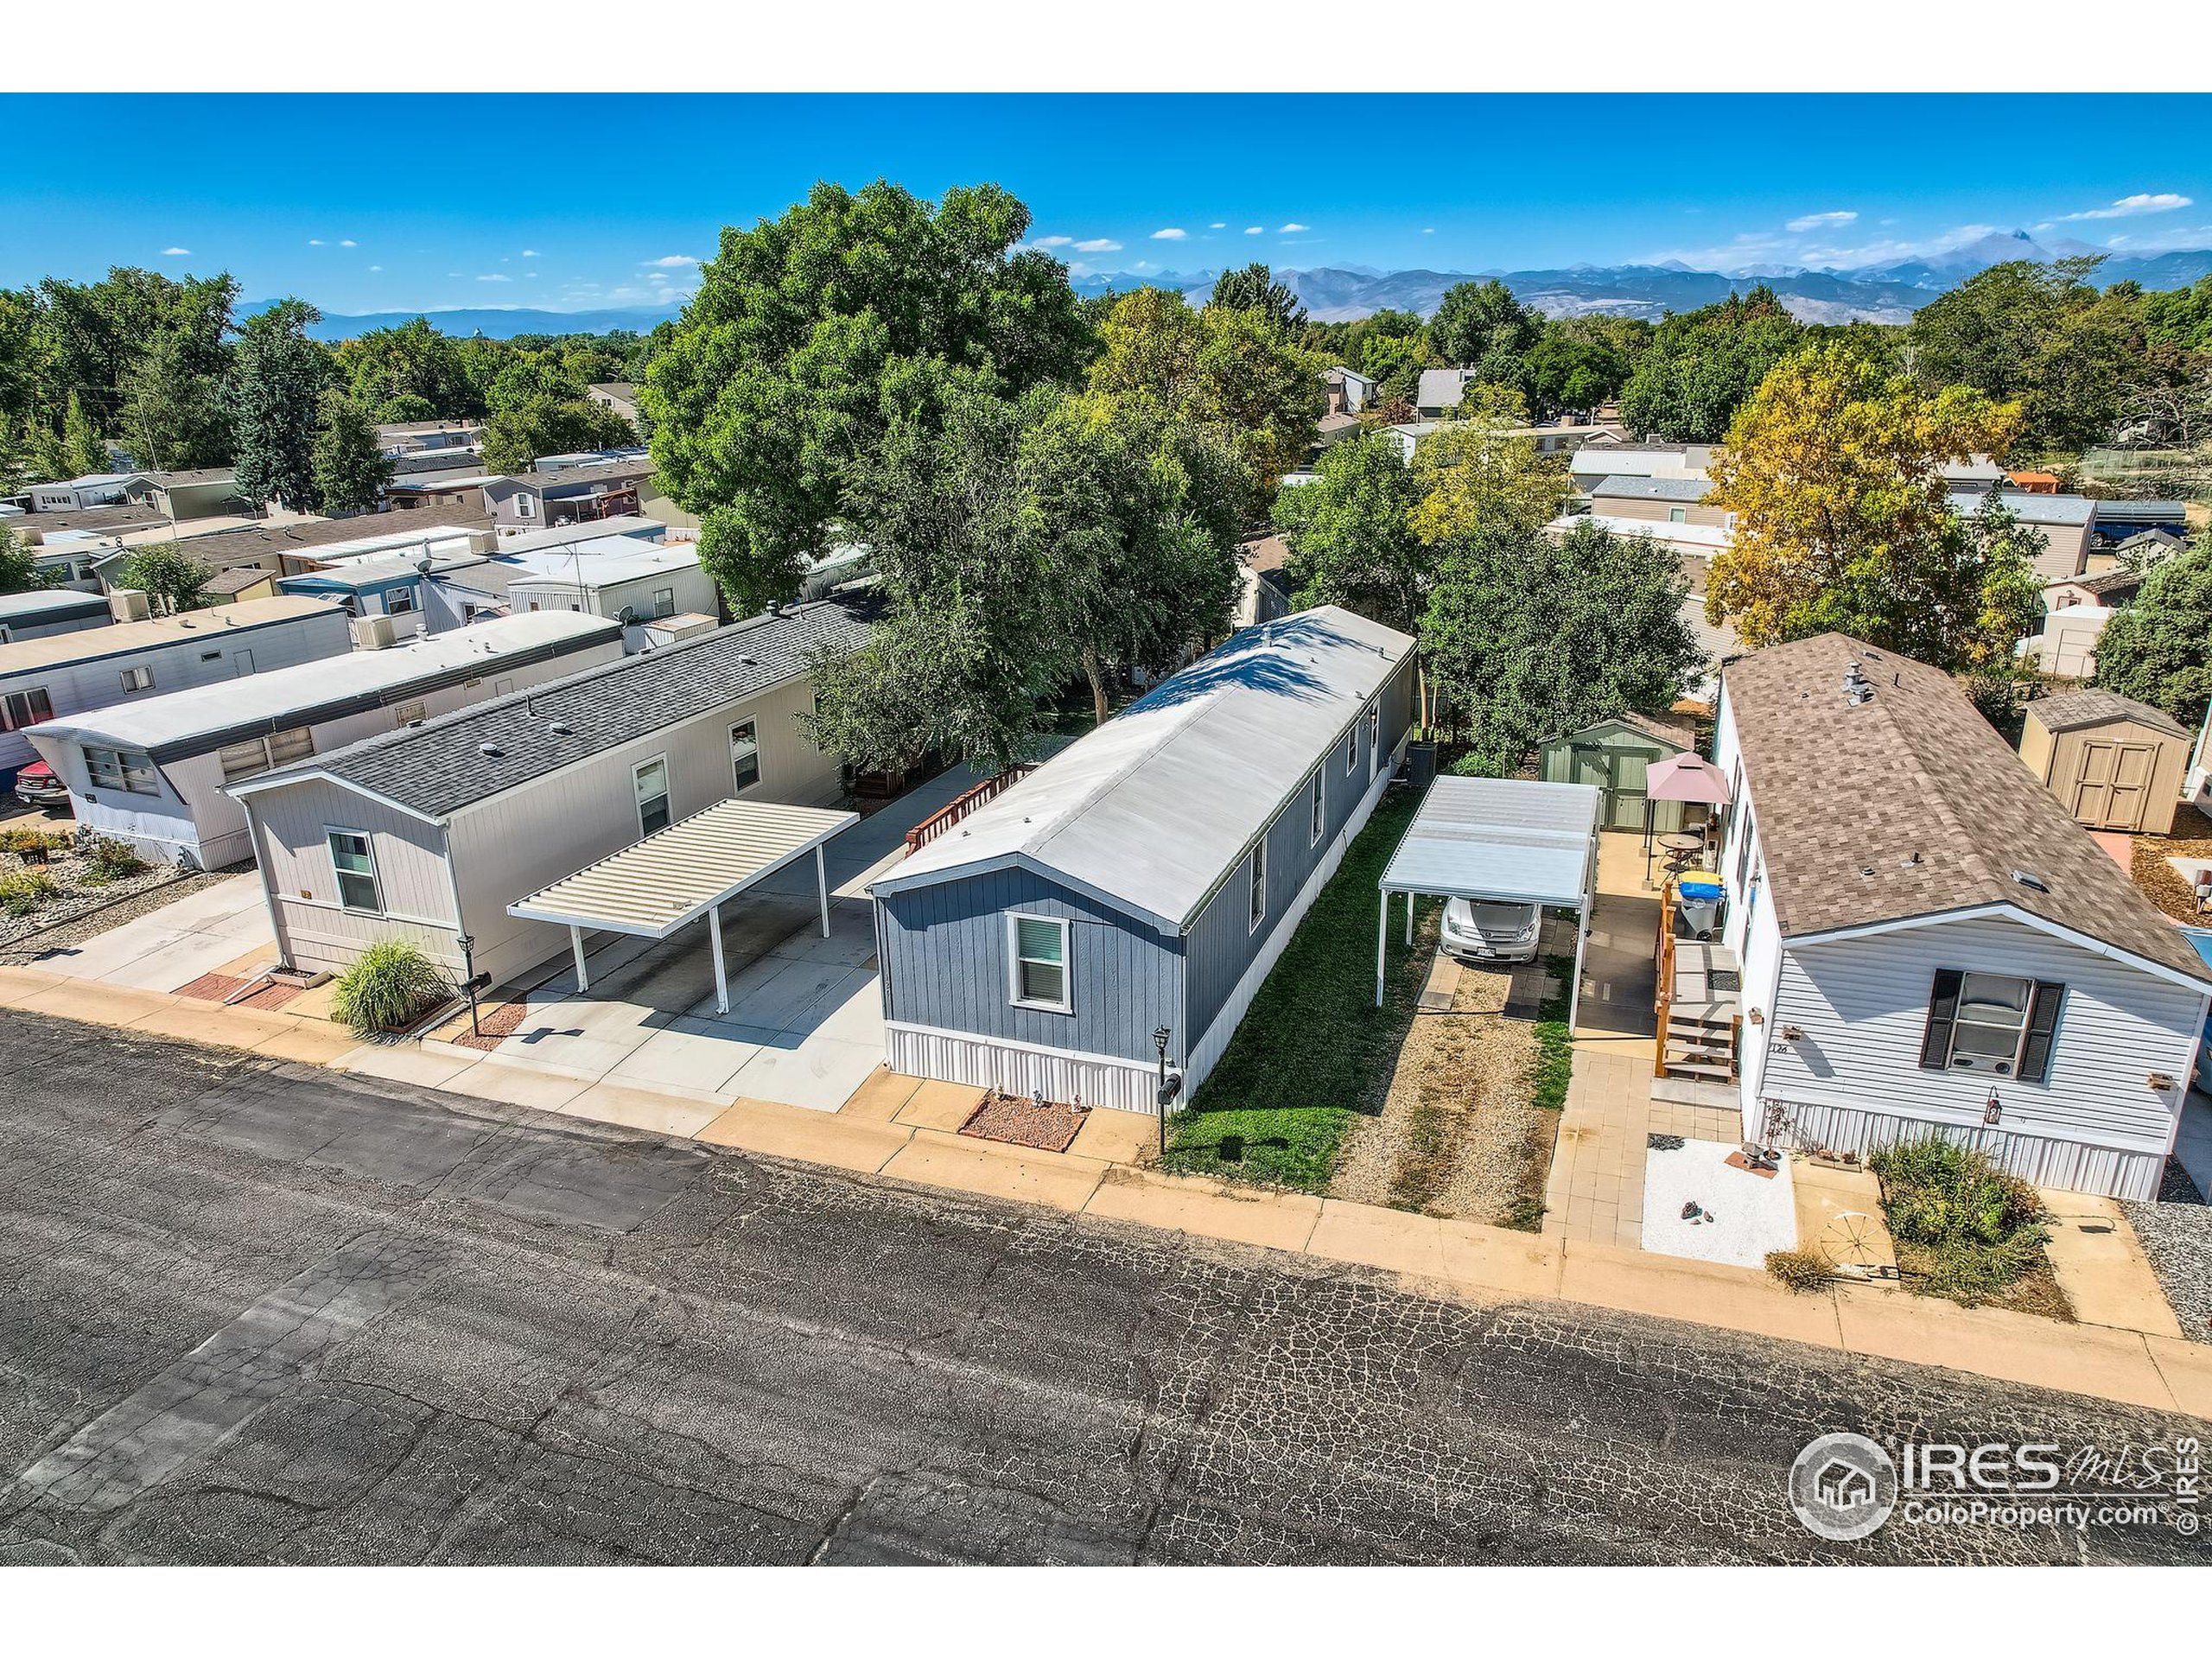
[11,760,70,813]
[1440,898,1541,964]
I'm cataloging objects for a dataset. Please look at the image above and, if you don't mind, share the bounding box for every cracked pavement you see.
[0,1007,2204,1565]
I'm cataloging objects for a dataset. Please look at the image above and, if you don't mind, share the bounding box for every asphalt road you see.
[0,1007,2202,1566]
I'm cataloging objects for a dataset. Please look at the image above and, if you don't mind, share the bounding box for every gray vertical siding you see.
[876,868,1182,1065]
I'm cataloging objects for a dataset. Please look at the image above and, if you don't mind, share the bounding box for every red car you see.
[11,760,71,813]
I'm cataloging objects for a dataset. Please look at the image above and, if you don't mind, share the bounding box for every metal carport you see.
[508,798,857,1014]
[1376,777,1602,1027]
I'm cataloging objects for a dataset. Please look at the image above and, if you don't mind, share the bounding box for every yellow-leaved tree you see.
[1704,343,2032,669]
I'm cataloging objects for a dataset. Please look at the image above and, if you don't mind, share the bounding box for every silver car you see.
[1440,898,1541,964]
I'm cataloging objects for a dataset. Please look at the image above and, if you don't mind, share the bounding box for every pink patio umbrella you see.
[1643,752,1733,888]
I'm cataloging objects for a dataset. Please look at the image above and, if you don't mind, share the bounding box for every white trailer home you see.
[505,541,718,648]
[25,612,622,871]
[0,595,353,785]
[227,600,872,988]
[1709,632,2212,1200]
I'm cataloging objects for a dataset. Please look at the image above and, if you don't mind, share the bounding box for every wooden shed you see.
[2019,689,2192,836]
[1538,711,1697,833]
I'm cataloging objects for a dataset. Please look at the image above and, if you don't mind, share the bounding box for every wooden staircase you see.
[1654,889,1741,1084]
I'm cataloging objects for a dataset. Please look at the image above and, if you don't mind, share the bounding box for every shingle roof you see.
[2027,688,2190,741]
[1724,632,2207,982]
[242,599,874,819]
[119,512,495,573]
[1415,368,1475,409]
[2075,568,2146,600]
[875,607,1415,930]
[1590,474,1712,504]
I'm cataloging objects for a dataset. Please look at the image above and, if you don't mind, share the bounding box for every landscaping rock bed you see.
[2120,1164,2212,1344]
[959,1089,1088,1154]
[0,838,204,957]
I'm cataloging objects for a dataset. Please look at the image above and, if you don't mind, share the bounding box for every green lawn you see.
[1161,788,1436,1192]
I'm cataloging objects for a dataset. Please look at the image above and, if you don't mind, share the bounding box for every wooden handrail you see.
[904,763,1038,855]
[1654,880,1677,1079]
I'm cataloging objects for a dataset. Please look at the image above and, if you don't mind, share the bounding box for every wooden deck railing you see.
[904,763,1039,855]
[1653,880,1677,1079]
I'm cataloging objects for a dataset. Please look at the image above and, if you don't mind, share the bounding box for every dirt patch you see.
[1332,941,1560,1229]
[437,998,534,1052]
[2131,803,2212,924]
[960,1090,1088,1154]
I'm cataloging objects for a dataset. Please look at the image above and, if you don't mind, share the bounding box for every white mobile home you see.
[0,595,353,783]
[0,590,113,646]
[1708,632,2211,1200]
[25,612,622,871]
[229,600,872,988]
[506,542,718,648]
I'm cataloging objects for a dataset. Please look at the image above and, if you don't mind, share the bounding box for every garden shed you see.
[2018,689,2191,836]
[1537,711,1697,834]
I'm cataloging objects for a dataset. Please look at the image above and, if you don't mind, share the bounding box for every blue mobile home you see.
[871,607,1417,1114]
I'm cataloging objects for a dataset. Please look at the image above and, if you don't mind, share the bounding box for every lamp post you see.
[1154,1026,1173,1158]
[456,932,480,1039]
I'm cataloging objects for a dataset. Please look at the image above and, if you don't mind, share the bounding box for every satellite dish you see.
[616,604,639,626]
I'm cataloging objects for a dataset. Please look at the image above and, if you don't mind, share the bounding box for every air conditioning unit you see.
[109,588,151,623]
[353,613,398,651]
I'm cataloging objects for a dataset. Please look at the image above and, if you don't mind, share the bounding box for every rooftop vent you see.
[1842,661,1875,707]
[546,721,574,737]
[479,742,504,759]
[2010,868,2049,893]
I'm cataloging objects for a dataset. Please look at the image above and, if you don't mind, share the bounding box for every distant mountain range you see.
[258,232,2212,340]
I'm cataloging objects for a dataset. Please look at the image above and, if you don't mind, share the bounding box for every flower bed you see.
[0,830,177,950]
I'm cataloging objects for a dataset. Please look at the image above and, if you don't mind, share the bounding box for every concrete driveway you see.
[24,874,274,992]
[440,762,1001,1113]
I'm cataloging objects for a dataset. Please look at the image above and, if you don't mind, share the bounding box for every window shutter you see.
[2018,982,2065,1084]
[1919,969,1963,1070]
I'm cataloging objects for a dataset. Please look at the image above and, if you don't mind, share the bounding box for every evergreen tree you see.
[312,390,395,516]
[228,299,326,511]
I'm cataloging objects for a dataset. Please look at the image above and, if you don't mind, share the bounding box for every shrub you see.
[79,837,147,887]
[1765,1249,1830,1294]
[0,868,59,917]
[0,827,71,861]
[1870,1136,2051,1307]
[330,940,452,1038]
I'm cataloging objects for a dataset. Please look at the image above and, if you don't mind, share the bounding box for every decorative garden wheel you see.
[1817,1210,1885,1271]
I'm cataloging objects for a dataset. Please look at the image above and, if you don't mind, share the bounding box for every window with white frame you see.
[1008,914,1071,1012]
[119,665,154,693]
[1345,721,1358,774]
[1249,839,1268,931]
[730,720,760,789]
[385,586,417,616]
[633,755,671,836]
[514,493,535,519]
[1,687,53,732]
[85,746,158,795]
[218,727,314,785]
[1308,767,1325,846]
[327,830,382,912]
[652,586,676,619]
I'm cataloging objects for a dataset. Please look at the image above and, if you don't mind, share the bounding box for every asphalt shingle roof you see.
[1724,632,2207,982]
[255,599,873,819]
[1590,474,1712,504]
[2027,688,2190,741]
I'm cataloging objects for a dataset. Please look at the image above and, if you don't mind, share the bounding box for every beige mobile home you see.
[229,600,872,988]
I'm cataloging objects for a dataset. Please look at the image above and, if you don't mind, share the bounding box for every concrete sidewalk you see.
[3,956,2207,1422]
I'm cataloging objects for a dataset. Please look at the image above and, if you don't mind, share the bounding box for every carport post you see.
[1376,887,1389,1007]
[1404,890,1414,946]
[1567,901,1588,1033]
[815,844,831,938]
[709,903,729,1014]
[569,925,589,993]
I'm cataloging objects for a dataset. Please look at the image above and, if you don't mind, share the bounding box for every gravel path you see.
[0,864,244,965]
[2120,1160,2212,1344]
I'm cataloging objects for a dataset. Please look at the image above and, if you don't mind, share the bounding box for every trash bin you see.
[1676,871,1724,940]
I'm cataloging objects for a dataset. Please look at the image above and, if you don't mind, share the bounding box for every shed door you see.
[2074,741,2158,830]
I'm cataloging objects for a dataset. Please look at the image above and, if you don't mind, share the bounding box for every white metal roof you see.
[508,798,857,938]
[1555,512,1732,550]
[1379,777,1600,909]
[505,543,702,588]
[875,606,1416,930]
[494,516,666,555]
[30,612,618,752]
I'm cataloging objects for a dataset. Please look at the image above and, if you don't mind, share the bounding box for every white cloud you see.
[1645,220,1999,275]
[1074,237,1121,253]
[521,249,539,257]
[648,271,671,283]
[368,264,383,272]
[1422,227,1435,235]
[1785,210,1858,232]
[339,238,357,248]
[476,273,512,283]
[1208,222,1226,230]
[161,246,191,257]
[308,238,325,246]
[1243,226,1263,235]
[1031,235,1074,248]
[2055,192,2193,222]
[1151,227,1187,241]
[643,253,699,268]
[1278,222,1310,233]
[525,271,538,280]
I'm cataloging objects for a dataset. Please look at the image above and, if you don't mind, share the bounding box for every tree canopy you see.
[1618,285,1804,442]
[2094,538,2212,728]
[1406,386,1573,543]
[644,181,1090,613]
[227,299,328,512]
[1271,429,1428,635]
[1209,263,1306,332]
[1704,342,2033,668]
[312,390,396,516]
[1427,279,1541,391]
[111,544,214,616]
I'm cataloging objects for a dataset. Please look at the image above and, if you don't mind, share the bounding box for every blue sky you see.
[7,92,2209,315]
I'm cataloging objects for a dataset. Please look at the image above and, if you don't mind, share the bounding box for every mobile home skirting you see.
[1760,1092,2170,1202]
[885,1023,1160,1114]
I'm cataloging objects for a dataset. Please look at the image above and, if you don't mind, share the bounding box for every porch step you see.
[1660,1056,1737,1082]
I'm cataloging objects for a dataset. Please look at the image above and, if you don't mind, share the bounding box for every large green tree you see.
[111,544,213,615]
[645,181,1089,613]
[312,390,396,516]
[1209,263,1306,332]
[123,323,232,472]
[1427,279,1541,390]
[2095,538,2212,728]
[0,524,49,595]
[480,394,635,474]
[1618,285,1803,442]
[1423,518,1701,772]
[334,317,479,421]
[227,299,327,511]
[1271,428,1427,632]
[1407,386,1573,543]
[1522,328,1630,419]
